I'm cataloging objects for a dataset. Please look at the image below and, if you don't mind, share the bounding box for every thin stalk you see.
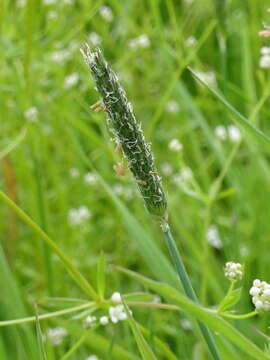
[162,222,222,360]
[0,190,98,301]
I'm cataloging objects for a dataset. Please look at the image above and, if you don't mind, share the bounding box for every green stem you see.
[0,190,98,301]
[219,311,257,320]
[162,223,222,360]
[0,302,94,327]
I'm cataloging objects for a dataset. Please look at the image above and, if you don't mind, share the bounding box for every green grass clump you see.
[2,1,270,359]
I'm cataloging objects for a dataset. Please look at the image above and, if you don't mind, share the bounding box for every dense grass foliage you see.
[2,0,270,359]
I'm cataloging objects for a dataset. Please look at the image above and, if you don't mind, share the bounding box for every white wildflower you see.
[85,356,99,360]
[64,73,79,89]
[224,262,243,281]
[165,100,180,113]
[47,10,58,19]
[207,225,223,249]
[99,5,114,22]
[43,0,56,5]
[84,172,98,186]
[17,0,26,7]
[69,167,80,179]
[128,34,150,50]
[99,316,109,325]
[88,32,102,46]
[214,125,227,141]
[47,327,67,346]
[84,315,97,328]
[195,70,216,87]
[24,107,38,122]
[180,319,193,330]
[228,125,241,142]
[109,305,128,323]
[259,55,270,68]
[161,162,173,176]
[185,36,197,47]
[172,167,193,186]
[250,279,270,312]
[68,206,91,226]
[261,46,270,55]
[168,139,183,152]
[111,292,122,303]
[51,49,71,63]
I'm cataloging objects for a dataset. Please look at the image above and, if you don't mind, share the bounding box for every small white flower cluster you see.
[99,5,114,22]
[224,262,243,281]
[207,225,223,249]
[47,327,67,346]
[51,49,71,64]
[64,73,79,89]
[68,206,91,226]
[113,184,134,200]
[24,107,39,122]
[259,46,270,68]
[194,70,216,87]
[69,168,98,186]
[180,318,193,330]
[83,292,130,328]
[214,125,241,142]
[165,100,180,113]
[161,162,173,177]
[88,32,102,46]
[185,36,197,47]
[250,279,270,312]
[172,167,193,187]
[128,34,150,50]
[85,356,99,360]
[169,139,183,152]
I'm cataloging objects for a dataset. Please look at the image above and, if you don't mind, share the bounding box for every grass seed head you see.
[82,44,167,219]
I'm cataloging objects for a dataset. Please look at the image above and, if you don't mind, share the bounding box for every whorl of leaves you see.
[82,45,167,219]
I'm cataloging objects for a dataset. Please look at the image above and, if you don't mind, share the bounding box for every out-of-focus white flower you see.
[259,55,270,68]
[180,319,193,330]
[84,172,98,186]
[215,125,227,141]
[113,184,134,200]
[43,0,56,5]
[111,292,122,303]
[64,73,79,89]
[185,36,197,47]
[109,305,129,323]
[24,107,39,122]
[161,162,173,176]
[128,34,150,50]
[195,70,216,87]
[228,125,241,142]
[99,5,114,22]
[51,49,71,63]
[85,355,99,360]
[172,167,193,186]
[261,46,270,55]
[47,10,58,19]
[207,225,223,249]
[169,139,183,152]
[250,279,270,312]
[17,0,26,7]
[165,100,180,113]
[70,168,80,179]
[68,206,91,226]
[99,316,109,325]
[224,262,243,281]
[88,32,102,46]
[47,327,67,346]
[84,315,97,328]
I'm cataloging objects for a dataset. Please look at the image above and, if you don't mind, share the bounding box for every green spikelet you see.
[81,45,167,219]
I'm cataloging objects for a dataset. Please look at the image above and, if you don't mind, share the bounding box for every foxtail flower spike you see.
[81,45,167,220]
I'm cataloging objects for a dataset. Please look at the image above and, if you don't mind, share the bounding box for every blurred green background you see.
[1,0,270,359]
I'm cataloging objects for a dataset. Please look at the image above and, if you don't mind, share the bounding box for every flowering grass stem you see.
[162,223,222,360]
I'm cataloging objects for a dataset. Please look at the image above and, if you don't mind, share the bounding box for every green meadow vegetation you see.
[2,0,270,359]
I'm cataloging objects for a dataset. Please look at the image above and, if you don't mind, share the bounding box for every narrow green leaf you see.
[218,288,242,313]
[122,300,158,360]
[97,252,106,300]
